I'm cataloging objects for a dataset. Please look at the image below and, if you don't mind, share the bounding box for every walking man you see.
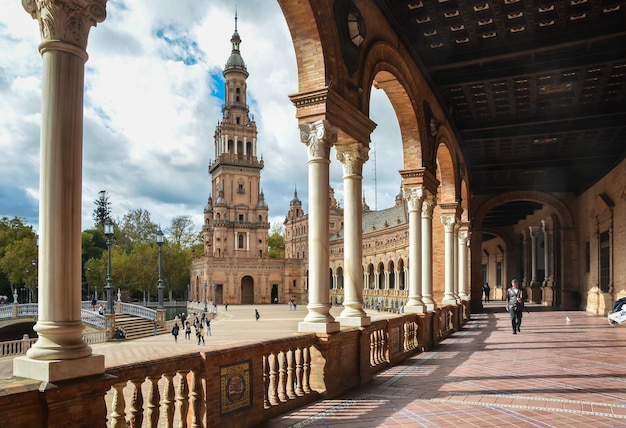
[505,279,525,334]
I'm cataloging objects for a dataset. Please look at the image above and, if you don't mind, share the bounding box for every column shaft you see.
[298,121,339,333]
[458,229,470,300]
[421,196,437,311]
[441,216,457,305]
[404,188,424,313]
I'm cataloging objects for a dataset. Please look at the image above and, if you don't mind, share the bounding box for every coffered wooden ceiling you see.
[375,0,626,227]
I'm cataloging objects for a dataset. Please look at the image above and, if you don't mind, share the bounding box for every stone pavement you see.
[266,302,626,427]
[3,303,626,427]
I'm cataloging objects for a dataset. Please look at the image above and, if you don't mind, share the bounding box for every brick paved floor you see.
[3,303,626,427]
[265,303,626,427]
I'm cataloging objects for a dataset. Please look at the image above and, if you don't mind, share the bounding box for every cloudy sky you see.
[0,0,402,236]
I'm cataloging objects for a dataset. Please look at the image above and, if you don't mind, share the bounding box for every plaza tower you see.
[203,16,269,261]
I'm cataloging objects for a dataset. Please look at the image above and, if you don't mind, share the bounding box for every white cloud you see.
[0,0,402,235]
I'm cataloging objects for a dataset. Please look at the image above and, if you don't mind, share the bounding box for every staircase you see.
[114,315,167,340]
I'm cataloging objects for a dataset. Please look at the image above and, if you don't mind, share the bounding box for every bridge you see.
[0,301,185,358]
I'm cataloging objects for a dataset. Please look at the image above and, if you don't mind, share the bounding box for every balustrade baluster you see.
[269,352,279,405]
[294,348,304,396]
[163,372,176,427]
[263,355,271,408]
[286,349,296,399]
[109,381,127,428]
[189,369,203,428]
[146,375,161,427]
[175,370,190,428]
[127,378,145,428]
[278,351,288,402]
[302,347,311,394]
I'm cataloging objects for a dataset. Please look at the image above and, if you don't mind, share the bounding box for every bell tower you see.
[204,14,269,259]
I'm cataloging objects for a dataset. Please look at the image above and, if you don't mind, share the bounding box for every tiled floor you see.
[265,304,626,427]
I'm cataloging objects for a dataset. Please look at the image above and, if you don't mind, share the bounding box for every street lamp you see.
[104,217,114,314]
[203,282,208,312]
[31,259,36,303]
[156,226,164,309]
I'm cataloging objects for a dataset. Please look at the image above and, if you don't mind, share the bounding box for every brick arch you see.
[361,42,430,170]
[460,178,469,222]
[278,0,328,92]
[435,142,456,205]
[472,191,574,231]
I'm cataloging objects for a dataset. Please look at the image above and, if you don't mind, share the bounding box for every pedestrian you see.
[255,309,260,321]
[205,318,212,336]
[171,322,180,343]
[184,321,191,341]
[505,279,525,334]
[225,302,229,311]
[482,283,491,302]
[293,301,296,311]
[288,300,293,311]
[195,325,205,345]
[91,296,97,311]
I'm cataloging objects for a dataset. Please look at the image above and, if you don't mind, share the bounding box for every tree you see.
[116,208,158,249]
[268,222,285,259]
[92,190,112,227]
[0,217,37,299]
[167,215,196,249]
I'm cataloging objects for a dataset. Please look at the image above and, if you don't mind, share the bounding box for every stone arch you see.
[473,191,574,231]
[460,177,469,223]
[435,142,457,205]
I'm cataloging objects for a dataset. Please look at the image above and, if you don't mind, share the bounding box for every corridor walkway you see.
[266,303,626,427]
[2,303,626,427]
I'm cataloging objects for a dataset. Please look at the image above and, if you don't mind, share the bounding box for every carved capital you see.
[404,187,424,212]
[441,215,457,232]
[458,230,470,244]
[299,120,336,159]
[421,195,437,218]
[336,144,368,176]
[23,0,107,51]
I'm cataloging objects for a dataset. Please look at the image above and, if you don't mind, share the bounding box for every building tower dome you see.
[225,12,247,74]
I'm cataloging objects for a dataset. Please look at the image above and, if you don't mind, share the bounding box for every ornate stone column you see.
[403,187,425,313]
[458,227,470,300]
[441,215,458,305]
[298,121,340,333]
[421,194,437,311]
[453,222,461,302]
[14,0,107,383]
[336,144,370,326]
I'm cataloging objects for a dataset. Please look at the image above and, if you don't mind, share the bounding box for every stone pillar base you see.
[336,316,371,327]
[404,304,426,314]
[13,354,105,383]
[298,321,340,334]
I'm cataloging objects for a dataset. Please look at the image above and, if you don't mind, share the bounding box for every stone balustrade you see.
[0,302,467,427]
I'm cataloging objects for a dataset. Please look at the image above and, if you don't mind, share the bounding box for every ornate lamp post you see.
[104,218,114,314]
[156,226,164,309]
[25,268,31,303]
[204,282,208,312]
[31,258,36,303]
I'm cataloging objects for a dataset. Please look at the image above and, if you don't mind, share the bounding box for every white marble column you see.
[441,215,458,305]
[403,187,425,313]
[453,222,460,302]
[336,144,370,326]
[14,0,107,383]
[458,228,470,300]
[529,226,538,284]
[298,121,340,333]
[421,195,437,311]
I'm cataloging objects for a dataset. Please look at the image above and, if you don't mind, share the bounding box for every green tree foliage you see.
[92,190,112,227]
[116,208,159,250]
[0,217,38,299]
[167,215,196,249]
[268,222,285,259]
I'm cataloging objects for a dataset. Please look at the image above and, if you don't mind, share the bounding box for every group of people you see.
[171,311,213,345]
[287,299,297,311]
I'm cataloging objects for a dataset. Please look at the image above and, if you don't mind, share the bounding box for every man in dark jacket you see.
[505,279,525,334]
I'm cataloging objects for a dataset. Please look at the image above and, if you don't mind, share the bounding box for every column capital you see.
[299,120,336,159]
[24,0,107,52]
[458,229,470,244]
[441,215,457,232]
[528,225,539,239]
[335,143,369,176]
[404,187,424,211]
[421,194,437,218]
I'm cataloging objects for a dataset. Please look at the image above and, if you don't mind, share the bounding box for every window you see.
[238,214,244,222]
[238,234,244,249]
[237,183,245,194]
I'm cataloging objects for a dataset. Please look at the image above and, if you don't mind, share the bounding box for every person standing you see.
[171,322,180,343]
[255,309,260,321]
[482,283,491,302]
[505,279,525,334]
[184,321,191,341]
[205,318,212,336]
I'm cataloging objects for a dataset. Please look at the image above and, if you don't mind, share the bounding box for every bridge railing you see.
[119,302,157,320]
[82,309,105,329]
[0,305,13,319]
[0,334,37,357]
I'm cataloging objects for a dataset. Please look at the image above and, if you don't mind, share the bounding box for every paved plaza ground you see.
[2,302,626,427]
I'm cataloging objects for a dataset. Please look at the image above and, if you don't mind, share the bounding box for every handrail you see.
[119,302,157,320]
